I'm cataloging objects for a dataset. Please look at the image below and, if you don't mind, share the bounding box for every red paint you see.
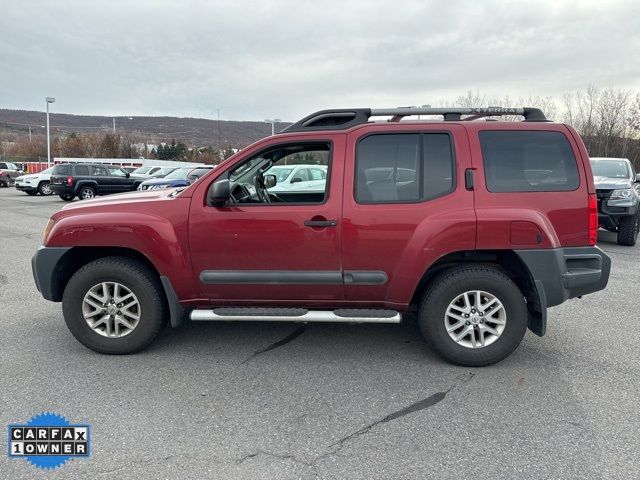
[44,119,596,311]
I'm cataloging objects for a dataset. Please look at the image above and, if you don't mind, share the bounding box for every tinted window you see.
[75,165,90,175]
[108,166,127,177]
[0,163,7,169]
[480,131,579,192]
[92,166,108,176]
[52,164,70,175]
[355,133,454,203]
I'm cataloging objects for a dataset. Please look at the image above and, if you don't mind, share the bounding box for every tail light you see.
[588,193,598,246]
[66,176,73,186]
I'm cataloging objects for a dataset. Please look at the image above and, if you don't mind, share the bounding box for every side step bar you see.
[190,307,401,324]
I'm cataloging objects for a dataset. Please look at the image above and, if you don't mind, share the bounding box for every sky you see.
[1,0,638,122]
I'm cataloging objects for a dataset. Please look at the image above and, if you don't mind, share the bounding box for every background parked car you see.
[49,163,143,201]
[0,161,24,187]
[590,157,640,245]
[14,166,54,195]
[130,165,180,179]
[138,167,194,190]
[186,165,215,183]
[265,164,328,192]
[138,166,214,190]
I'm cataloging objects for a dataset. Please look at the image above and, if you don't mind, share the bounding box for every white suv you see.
[266,164,328,192]
[15,167,54,195]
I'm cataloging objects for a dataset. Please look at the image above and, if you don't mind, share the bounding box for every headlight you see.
[610,188,633,199]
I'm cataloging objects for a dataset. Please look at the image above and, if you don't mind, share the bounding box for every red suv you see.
[32,107,610,366]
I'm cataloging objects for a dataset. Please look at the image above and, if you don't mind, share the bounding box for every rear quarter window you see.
[480,131,580,192]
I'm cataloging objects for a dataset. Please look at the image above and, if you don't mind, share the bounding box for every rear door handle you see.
[304,220,337,228]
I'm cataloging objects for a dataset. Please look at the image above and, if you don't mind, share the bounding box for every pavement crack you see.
[235,449,313,467]
[325,372,475,456]
[241,325,306,364]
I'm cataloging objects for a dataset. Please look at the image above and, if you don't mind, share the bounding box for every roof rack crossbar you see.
[282,106,547,133]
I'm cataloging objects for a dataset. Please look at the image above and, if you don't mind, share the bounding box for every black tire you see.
[59,194,74,201]
[0,180,7,187]
[419,265,528,367]
[38,181,53,195]
[78,186,96,200]
[62,256,167,354]
[26,191,37,196]
[617,215,639,246]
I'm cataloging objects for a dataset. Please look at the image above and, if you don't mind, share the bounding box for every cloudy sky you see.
[1,0,638,122]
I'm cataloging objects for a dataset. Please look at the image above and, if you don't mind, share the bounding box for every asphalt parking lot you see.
[1,187,639,479]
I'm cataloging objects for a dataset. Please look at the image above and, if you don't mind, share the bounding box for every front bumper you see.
[515,246,611,308]
[32,246,72,301]
[16,183,37,192]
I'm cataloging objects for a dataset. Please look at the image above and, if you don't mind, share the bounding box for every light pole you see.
[46,97,55,167]
[265,119,281,136]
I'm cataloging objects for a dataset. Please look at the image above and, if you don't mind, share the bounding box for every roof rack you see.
[282,106,548,133]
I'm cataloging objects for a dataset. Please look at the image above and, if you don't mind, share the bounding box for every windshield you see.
[164,168,191,180]
[131,166,153,175]
[266,167,293,183]
[40,167,54,174]
[590,160,630,179]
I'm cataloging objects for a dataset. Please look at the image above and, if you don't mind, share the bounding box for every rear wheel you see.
[59,194,74,201]
[617,214,639,246]
[38,181,52,195]
[62,256,167,354]
[79,186,96,200]
[419,265,527,366]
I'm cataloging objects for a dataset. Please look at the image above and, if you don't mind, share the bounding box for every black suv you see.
[590,157,640,246]
[49,163,142,201]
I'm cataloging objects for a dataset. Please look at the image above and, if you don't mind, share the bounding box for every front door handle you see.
[304,219,337,228]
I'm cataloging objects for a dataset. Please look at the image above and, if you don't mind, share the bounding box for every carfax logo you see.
[7,412,91,470]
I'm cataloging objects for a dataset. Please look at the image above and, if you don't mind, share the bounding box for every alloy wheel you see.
[444,290,507,348]
[82,282,141,337]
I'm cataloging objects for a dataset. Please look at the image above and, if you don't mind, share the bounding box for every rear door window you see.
[74,165,90,176]
[92,166,108,176]
[355,133,454,203]
[480,131,580,192]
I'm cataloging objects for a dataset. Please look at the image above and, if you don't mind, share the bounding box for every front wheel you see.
[39,181,53,195]
[617,214,639,246]
[62,256,167,354]
[419,265,528,367]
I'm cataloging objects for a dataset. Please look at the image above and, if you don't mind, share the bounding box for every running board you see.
[190,307,401,323]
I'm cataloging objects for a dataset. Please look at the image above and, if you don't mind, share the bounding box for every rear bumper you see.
[515,246,611,308]
[49,184,73,195]
[32,246,71,301]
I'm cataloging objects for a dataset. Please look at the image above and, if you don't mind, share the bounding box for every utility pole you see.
[46,97,55,167]
[113,118,116,135]
[29,126,32,143]
[217,109,221,153]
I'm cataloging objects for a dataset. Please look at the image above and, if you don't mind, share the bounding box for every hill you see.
[0,108,291,149]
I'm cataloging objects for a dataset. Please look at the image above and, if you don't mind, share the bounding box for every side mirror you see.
[264,174,277,189]
[291,177,302,184]
[635,173,640,183]
[207,178,231,206]
[125,172,131,178]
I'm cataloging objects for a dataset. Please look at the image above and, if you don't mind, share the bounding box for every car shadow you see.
[147,315,448,366]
